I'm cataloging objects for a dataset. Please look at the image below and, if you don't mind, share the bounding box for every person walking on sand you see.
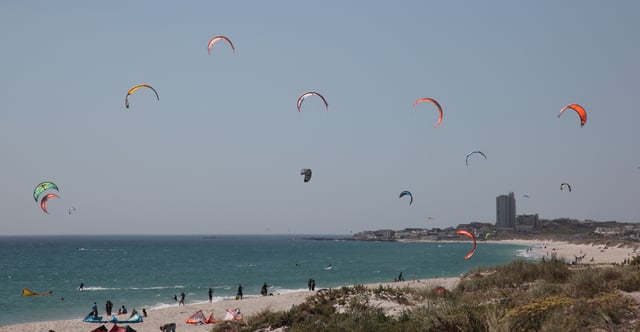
[236,284,243,300]
[208,288,213,303]
[179,292,185,305]
[398,272,404,282]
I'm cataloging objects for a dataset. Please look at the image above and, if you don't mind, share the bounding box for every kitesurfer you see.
[79,282,84,291]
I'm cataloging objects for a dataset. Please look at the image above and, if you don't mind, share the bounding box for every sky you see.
[1,1,639,235]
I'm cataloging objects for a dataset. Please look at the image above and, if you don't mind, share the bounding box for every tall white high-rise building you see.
[496,192,516,230]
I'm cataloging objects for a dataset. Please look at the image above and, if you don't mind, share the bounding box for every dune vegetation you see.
[212,255,640,331]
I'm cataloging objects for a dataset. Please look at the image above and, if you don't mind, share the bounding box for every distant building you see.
[516,214,540,232]
[374,229,394,240]
[496,192,516,230]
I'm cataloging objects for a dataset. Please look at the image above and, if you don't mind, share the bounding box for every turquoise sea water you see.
[0,235,533,326]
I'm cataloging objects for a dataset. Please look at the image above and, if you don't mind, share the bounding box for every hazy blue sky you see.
[1,1,639,235]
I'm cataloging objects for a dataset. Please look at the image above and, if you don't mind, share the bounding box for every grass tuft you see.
[212,257,640,331]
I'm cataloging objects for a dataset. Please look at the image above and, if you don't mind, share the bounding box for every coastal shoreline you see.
[399,238,637,265]
[487,239,637,265]
[0,278,459,332]
[2,239,635,332]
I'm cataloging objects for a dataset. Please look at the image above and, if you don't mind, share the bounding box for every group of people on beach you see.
[208,282,270,302]
[104,300,127,315]
[82,281,147,320]
[89,301,137,317]
[173,282,269,307]
[307,278,316,291]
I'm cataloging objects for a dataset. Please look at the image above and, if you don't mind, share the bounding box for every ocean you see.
[0,235,534,326]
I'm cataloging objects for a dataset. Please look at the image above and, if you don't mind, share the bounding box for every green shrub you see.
[567,268,612,298]
[457,256,569,293]
[227,257,640,332]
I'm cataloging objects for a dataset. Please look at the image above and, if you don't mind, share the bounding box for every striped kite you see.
[208,35,235,55]
[40,193,60,214]
[34,181,59,202]
[558,103,587,127]
[456,229,477,259]
[560,182,572,192]
[399,191,413,205]
[297,92,328,112]
[413,97,443,128]
[125,84,159,109]
[301,168,312,183]
[465,151,487,166]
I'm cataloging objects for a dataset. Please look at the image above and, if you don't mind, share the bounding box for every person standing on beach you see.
[208,288,213,303]
[308,278,312,291]
[179,292,185,305]
[105,300,113,316]
[91,302,98,316]
[311,279,315,291]
[236,284,243,300]
[261,282,268,296]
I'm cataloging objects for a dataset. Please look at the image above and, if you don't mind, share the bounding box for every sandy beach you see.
[493,239,638,265]
[2,239,635,332]
[0,278,459,332]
